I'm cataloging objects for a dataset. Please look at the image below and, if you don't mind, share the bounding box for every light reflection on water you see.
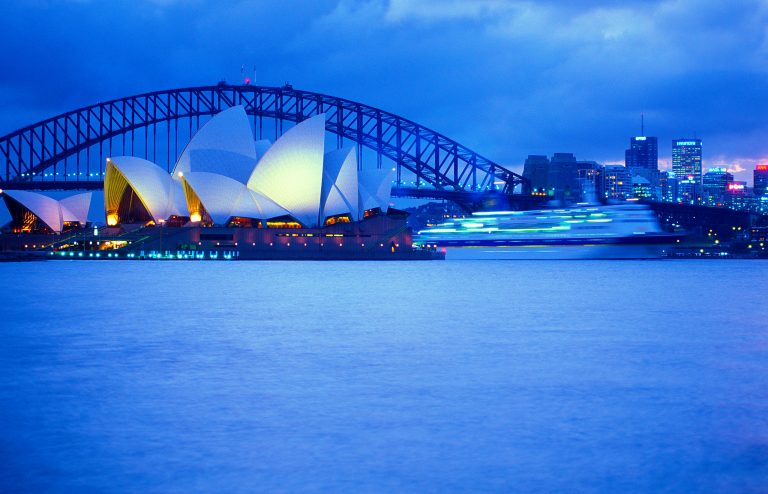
[1,260,767,493]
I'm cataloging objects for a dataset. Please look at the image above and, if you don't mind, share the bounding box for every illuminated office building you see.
[702,167,733,206]
[603,165,633,200]
[754,165,768,197]
[672,138,702,204]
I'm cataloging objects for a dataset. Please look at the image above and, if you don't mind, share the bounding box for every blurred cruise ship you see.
[415,203,678,259]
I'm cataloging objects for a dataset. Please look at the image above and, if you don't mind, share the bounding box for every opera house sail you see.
[104,156,185,226]
[0,105,441,260]
[1,190,91,233]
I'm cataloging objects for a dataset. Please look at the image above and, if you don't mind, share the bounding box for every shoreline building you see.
[522,155,550,196]
[523,153,604,202]
[672,138,702,204]
[546,153,580,201]
[603,165,633,200]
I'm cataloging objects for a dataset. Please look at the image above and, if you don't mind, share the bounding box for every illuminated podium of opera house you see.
[0,107,441,260]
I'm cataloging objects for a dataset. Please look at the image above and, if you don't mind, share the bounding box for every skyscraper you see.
[702,167,733,206]
[522,155,550,195]
[672,138,702,203]
[546,153,580,201]
[625,136,658,180]
[754,165,768,197]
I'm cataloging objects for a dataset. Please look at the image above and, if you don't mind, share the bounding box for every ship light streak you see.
[497,225,570,233]
[462,228,499,233]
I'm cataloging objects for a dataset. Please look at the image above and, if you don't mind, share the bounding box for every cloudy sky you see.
[1,0,767,181]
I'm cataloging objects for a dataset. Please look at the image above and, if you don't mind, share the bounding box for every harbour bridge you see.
[0,83,535,209]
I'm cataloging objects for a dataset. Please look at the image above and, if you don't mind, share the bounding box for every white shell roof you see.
[182,172,244,225]
[321,147,358,221]
[182,172,289,224]
[247,114,327,227]
[172,106,257,184]
[238,189,289,220]
[359,168,394,215]
[107,157,183,222]
[2,189,64,232]
[60,192,92,225]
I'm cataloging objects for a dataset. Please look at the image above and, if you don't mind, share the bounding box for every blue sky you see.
[1,0,767,182]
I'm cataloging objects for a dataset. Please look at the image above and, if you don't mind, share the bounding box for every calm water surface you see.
[1,260,767,493]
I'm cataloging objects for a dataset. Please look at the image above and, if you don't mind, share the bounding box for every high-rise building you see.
[725,181,748,208]
[672,138,702,203]
[660,171,678,203]
[547,153,580,201]
[603,165,633,200]
[625,136,658,181]
[522,155,550,195]
[576,161,603,201]
[702,167,733,206]
[754,165,768,197]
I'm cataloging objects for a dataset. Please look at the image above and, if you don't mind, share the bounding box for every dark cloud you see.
[1,0,767,180]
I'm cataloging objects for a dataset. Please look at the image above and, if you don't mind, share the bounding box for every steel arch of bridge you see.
[0,84,525,194]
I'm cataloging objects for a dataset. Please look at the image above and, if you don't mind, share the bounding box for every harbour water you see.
[1,260,767,492]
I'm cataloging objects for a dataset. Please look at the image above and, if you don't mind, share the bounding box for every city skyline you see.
[1,0,767,183]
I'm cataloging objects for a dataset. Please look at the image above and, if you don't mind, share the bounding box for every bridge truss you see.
[0,84,526,197]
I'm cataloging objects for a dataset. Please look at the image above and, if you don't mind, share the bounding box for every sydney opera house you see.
[0,107,438,260]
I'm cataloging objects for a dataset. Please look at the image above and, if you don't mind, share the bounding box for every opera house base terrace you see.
[0,212,441,261]
[0,107,443,261]
[0,207,443,261]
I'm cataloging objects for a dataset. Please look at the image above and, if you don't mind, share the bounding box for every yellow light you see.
[177,171,184,178]
[106,214,118,226]
[190,212,202,223]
